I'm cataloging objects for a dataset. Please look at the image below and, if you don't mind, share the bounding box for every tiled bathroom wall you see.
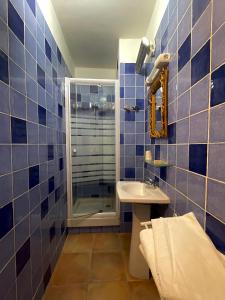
[0,0,70,299]
[145,0,225,253]
[119,63,146,231]
[120,63,145,182]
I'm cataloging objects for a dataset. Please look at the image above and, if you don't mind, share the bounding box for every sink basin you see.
[117,181,170,204]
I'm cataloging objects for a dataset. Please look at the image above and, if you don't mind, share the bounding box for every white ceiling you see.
[52,0,156,69]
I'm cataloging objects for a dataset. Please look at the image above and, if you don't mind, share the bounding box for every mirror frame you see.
[149,66,169,138]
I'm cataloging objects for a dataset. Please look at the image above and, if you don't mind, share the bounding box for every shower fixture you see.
[124,105,140,112]
[136,37,155,74]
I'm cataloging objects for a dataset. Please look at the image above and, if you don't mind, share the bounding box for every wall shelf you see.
[145,159,172,168]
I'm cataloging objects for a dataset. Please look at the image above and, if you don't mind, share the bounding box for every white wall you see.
[74,67,117,79]
[37,0,75,75]
[118,39,140,63]
[118,1,169,66]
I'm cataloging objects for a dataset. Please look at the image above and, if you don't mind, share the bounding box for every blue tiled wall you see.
[0,0,70,299]
[119,63,146,231]
[145,0,225,254]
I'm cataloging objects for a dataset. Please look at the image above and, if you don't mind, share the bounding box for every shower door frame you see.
[65,77,120,227]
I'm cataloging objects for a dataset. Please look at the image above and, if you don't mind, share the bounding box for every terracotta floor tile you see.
[87,281,130,300]
[63,233,94,253]
[51,253,91,285]
[119,233,131,254]
[91,252,126,281]
[43,284,87,300]
[93,233,121,252]
[122,251,143,282]
[129,279,160,300]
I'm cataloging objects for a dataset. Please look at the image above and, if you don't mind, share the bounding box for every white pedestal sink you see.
[117,181,170,279]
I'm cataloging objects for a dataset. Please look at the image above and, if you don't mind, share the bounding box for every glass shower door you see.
[70,81,116,216]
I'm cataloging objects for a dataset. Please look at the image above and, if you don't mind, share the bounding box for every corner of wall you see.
[37,0,75,75]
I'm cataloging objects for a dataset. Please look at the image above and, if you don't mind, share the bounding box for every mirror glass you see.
[149,67,168,138]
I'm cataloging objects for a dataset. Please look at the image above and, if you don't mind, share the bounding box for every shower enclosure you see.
[65,78,120,227]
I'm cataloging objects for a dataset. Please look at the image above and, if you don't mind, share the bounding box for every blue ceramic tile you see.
[11,117,27,143]
[160,168,167,181]
[189,144,207,176]
[49,222,56,242]
[212,0,225,33]
[0,113,11,143]
[168,123,176,144]
[48,176,54,193]
[43,265,51,290]
[0,81,10,114]
[206,213,225,254]
[16,238,30,276]
[0,48,9,84]
[0,18,8,54]
[25,0,36,37]
[29,165,39,189]
[0,0,7,22]
[26,51,36,79]
[10,88,26,119]
[0,174,13,208]
[45,39,51,62]
[125,168,135,179]
[27,99,38,123]
[211,63,225,107]
[0,202,13,239]
[0,229,14,272]
[59,158,63,171]
[136,145,144,156]
[57,47,61,64]
[124,75,135,86]
[41,197,48,219]
[8,1,24,44]
[9,30,25,69]
[12,145,28,171]
[26,0,35,16]
[14,192,29,225]
[191,40,210,86]
[9,59,25,95]
[136,99,144,110]
[37,64,45,89]
[207,178,225,223]
[120,133,124,144]
[154,145,160,160]
[25,26,36,59]
[48,145,54,161]
[90,85,98,94]
[13,168,29,197]
[38,105,46,126]
[210,104,225,142]
[124,211,132,222]
[125,111,135,121]
[15,215,29,251]
[26,74,38,102]
[125,63,135,74]
[161,27,168,52]
[58,104,63,117]
[28,145,39,166]
[178,34,191,72]
[192,0,210,26]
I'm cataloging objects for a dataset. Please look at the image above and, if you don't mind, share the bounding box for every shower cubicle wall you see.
[69,82,117,216]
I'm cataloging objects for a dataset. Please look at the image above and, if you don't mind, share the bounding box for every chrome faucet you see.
[144,177,159,188]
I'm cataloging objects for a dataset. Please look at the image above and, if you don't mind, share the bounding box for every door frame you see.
[65,77,120,227]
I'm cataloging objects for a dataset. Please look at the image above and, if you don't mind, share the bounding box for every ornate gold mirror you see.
[148,67,169,138]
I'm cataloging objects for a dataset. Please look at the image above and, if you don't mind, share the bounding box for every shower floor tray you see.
[73,197,115,215]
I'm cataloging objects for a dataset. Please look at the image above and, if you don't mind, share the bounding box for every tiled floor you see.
[42,233,160,300]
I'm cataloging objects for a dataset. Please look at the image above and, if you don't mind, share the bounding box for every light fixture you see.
[136,37,155,74]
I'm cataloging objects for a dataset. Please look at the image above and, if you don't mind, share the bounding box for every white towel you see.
[140,212,225,300]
